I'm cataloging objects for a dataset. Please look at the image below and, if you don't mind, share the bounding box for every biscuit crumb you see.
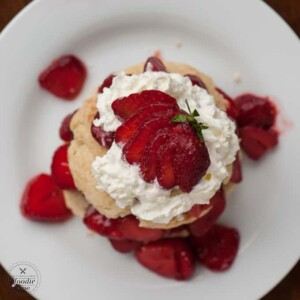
[153,50,163,60]
[233,72,241,83]
[176,41,182,48]
[86,230,95,237]
[204,173,211,181]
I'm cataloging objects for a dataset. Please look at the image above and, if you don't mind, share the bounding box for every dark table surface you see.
[0,0,299,299]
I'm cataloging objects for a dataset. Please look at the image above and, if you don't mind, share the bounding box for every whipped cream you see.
[92,72,239,224]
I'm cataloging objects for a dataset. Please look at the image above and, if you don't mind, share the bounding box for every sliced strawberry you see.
[157,144,177,189]
[51,144,75,190]
[143,56,166,72]
[83,206,123,239]
[20,173,72,222]
[185,74,207,90]
[191,224,240,271]
[117,215,163,242]
[136,238,195,280]
[239,126,278,160]
[84,207,162,242]
[59,110,77,142]
[39,55,86,100]
[124,121,210,191]
[91,112,115,148]
[188,188,226,237]
[171,124,210,192]
[112,90,177,121]
[123,118,171,164]
[98,74,116,93]
[189,203,210,219]
[115,103,180,145]
[230,155,243,183]
[139,128,172,183]
[235,93,276,128]
[109,239,141,253]
[216,88,239,120]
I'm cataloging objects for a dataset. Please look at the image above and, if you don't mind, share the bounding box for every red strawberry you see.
[157,145,176,189]
[98,74,115,93]
[123,118,171,164]
[117,215,163,242]
[51,144,76,189]
[230,155,243,183]
[112,90,176,121]
[170,124,210,192]
[114,90,211,191]
[83,207,163,242]
[185,74,207,90]
[139,128,172,183]
[59,110,77,142]
[216,88,239,120]
[109,239,141,253]
[143,56,166,72]
[189,203,210,219]
[191,224,240,271]
[115,103,180,145]
[136,238,195,280]
[235,94,276,128]
[39,55,86,100]
[83,206,123,239]
[188,188,226,237]
[20,173,72,222]
[239,126,278,160]
[91,112,115,148]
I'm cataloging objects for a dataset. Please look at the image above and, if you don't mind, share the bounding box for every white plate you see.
[0,0,299,299]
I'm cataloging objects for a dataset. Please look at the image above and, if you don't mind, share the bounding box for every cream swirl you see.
[92,72,239,224]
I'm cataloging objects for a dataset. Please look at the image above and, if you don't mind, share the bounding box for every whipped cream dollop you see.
[92,72,239,224]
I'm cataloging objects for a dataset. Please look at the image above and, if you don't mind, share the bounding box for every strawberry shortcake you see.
[21,55,279,280]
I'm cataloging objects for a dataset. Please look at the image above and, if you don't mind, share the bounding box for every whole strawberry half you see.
[143,56,166,72]
[59,110,77,142]
[216,88,239,120]
[112,90,211,192]
[109,239,141,253]
[191,224,240,271]
[136,238,195,280]
[91,112,115,148]
[20,173,72,222]
[185,74,207,90]
[239,126,278,160]
[83,206,163,242]
[51,144,76,189]
[235,93,276,129]
[188,188,226,237]
[98,74,116,93]
[230,154,243,183]
[39,55,86,100]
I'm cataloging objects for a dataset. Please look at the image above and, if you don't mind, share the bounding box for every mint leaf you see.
[171,114,189,123]
[192,109,199,117]
[171,100,208,142]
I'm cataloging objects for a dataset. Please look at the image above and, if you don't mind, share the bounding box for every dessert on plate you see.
[21,55,279,280]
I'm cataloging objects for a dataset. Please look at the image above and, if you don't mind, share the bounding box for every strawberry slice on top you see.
[112,90,177,121]
[111,90,211,192]
[115,103,180,145]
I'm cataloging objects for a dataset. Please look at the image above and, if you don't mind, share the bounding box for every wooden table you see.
[0,1,299,299]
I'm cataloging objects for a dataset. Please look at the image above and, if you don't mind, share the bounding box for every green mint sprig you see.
[171,100,208,141]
